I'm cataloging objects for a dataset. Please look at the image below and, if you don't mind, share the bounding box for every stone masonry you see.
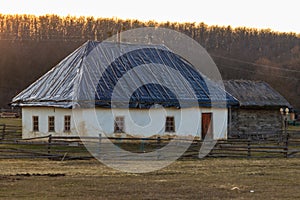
[229,108,282,136]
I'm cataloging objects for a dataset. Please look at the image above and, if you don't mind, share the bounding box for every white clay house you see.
[12,41,238,139]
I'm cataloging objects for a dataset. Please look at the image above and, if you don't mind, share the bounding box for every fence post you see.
[157,136,161,159]
[98,133,102,157]
[277,131,282,145]
[48,134,52,155]
[1,124,6,140]
[157,136,161,146]
[284,132,289,158]
[247,137,251,158]
[140,139,145,153]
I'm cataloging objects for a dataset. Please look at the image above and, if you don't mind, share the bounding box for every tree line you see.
[0,14,299,109]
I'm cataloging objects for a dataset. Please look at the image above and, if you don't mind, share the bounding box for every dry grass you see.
[0,118,299,199]
[288,125,300,131]
[0,118,21,126]
[0,158,299,199]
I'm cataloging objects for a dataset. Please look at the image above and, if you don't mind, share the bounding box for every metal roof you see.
[12,41,238,108]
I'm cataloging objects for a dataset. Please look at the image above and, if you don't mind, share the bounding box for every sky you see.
[0,0,299,33]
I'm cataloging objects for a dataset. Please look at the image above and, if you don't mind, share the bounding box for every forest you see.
[0,14,299,109]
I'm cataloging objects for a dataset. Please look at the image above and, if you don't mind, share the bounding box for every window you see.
[165,116,175,132]
[48,116,55,132]
[64,115,71,132]
[114,116,125,133]
[32,116,39,132]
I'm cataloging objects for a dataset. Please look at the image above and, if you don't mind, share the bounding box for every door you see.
[201,113,213,139]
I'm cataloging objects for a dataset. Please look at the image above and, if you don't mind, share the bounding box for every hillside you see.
[0,14,299,109]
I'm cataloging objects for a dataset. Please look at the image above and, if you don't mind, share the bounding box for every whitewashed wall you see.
[22,107,228,140]
[22,107,74,138]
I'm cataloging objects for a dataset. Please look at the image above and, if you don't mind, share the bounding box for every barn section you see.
[224,80,291,137]
[12,41,238,139]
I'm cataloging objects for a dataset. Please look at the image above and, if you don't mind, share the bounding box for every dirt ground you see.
[0,158,299,199]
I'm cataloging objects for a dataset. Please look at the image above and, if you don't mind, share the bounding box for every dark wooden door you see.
[202,113,212,139]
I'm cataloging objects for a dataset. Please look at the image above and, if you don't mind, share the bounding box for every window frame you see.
[48,116,55,132]
[32,116,39,132]
[114,116,125,133]
[64,115,71,132]
[165,116,175,133]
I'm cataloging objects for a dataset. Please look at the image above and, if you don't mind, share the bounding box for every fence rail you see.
[0,124,300,160]
[0,124,22,141]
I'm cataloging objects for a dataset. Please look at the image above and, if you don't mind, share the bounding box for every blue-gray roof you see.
[12,41,238,108]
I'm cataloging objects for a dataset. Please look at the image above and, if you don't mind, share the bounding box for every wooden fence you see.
[0,124,300,160]
[209,132,300,158]
[0,124,22,141]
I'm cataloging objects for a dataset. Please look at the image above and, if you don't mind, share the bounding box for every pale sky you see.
[0,0,300,33]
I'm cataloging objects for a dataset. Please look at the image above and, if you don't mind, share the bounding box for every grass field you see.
[0,118,300,199]
[288,125,300,131]
[0,158,299,199]
[0,118,21,126]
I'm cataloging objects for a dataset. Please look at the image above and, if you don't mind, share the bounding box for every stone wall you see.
[229,108,282,136]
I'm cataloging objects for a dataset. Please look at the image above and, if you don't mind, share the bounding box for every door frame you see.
[201,112,213,140]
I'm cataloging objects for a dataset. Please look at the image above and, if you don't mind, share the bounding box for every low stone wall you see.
[229,108,282,136]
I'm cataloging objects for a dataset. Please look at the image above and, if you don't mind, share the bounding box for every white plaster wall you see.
[22,107,228,140]
[22,107,75,138]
